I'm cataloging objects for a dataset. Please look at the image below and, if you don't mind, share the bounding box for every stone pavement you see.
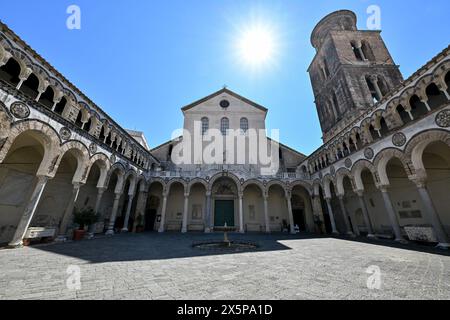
[0,233,449,300]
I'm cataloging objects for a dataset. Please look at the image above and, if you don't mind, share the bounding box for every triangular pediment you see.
[181,88,268,114]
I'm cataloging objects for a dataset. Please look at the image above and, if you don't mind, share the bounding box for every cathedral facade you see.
[0,10,449,249]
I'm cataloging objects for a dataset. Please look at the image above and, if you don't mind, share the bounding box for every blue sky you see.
[1,0,449,154]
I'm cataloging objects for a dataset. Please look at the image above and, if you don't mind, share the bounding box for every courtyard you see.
[0,233,449,300]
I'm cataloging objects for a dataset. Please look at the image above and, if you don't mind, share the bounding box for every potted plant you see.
[73,207,99,241]
[135,215,144,233]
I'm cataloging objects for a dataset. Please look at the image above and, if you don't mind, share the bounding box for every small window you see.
[240,117,248,133]
[201,117,209,135]
[220,117,229,136]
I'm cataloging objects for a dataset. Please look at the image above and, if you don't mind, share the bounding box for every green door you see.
[214,200,235,227]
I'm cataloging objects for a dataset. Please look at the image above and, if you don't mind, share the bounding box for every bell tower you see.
[308,10,403,142]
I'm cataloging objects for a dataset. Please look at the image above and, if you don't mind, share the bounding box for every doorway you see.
[214,200,235,227]
[145,209,157,231]
[293,209,306,231]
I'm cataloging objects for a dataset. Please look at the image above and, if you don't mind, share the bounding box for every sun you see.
[237,24,276,67]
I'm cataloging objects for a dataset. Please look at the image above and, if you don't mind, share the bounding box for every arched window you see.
[0,58,21,86]
[240,117,248,133]
[332,92,340,117]
[54,97,67,114]
[39,86,54,109]
[20,73,39,99]
[366,77,379,103]
[361,41,375,61]
[220,117,229,136]
[201,117,209,135]
[351,41,363,61]
[426,83,447,109]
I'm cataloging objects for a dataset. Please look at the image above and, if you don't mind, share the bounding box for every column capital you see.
[72,181,84,189]
[238,192,244,199]
[354,189,365,197]
[184,192,190,198]
[377,184,390,193]
[36,174,51,182]
[410,175,427,189]
[337,194,345,200]
[368,74,378,83]
[114,192,122,200]
[97,186,107,193]
[205,191,212,197]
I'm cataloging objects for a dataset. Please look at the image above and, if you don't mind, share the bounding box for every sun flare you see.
[237,24,276,67]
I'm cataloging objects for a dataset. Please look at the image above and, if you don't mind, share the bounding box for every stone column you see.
[238,192,244,233]
[312,195,326,234]
[204,191,212,233]
[356,190,376,238]
[182,193,189,233]
[105,192,122,235]
[121,193,135,232]
[325,198,338,235]
[35,89,45,102]
[132,190,148,232]
[369,75,383,101]
[338,195,354,236]
[413,180,450,249]
[8,175,50,247]
[263,192,270,233]
[87,187,106,237]
[158,193,168,233]
[286,193,295,234]
[379,185,405,243]
[57,182,83,240]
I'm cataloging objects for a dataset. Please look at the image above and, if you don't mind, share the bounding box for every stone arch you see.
[321,174,336,198]
[415,74,434,102]
[187,178,208,193]
[432,59,450,85]
[136,175,148,192]
[265,180,287,197]
[29,64,50,92]
[167,178,188,194]
[62,88,77,105]
[242,179,265,194]
[0,120,61,176]
[121,169,138,194]
[87,153,111,187]
[351,159,378,190]
[8,48,32,79]
[208,172,242,193]
[373,147,415,186]
[335,168,354,195]
[289,180,313,196]
[57,140,90,183]
[399,87,416,108]
[148,178,167,192]
[404,129,450,180]
[105,162,126,192]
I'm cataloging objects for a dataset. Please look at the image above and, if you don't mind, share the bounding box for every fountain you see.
[193,223,257,252]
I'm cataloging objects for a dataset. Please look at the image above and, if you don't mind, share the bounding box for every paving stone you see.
[0,233,449,300]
